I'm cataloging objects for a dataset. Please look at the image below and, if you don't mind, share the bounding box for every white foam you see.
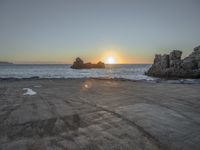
[23,88,37,96]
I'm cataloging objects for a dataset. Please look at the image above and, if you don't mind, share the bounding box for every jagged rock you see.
[182,57,197,70]
[169,50,182,60]
[154,54,161,64]
[146,46,200,78]
[161,54,170,68]
[169,50,182,69]
[152,54,169,69]
[194,45,200,52]
[75,57,84,65]
[71,57,105,69]
[182,46,200,70]
[71,57,84,69]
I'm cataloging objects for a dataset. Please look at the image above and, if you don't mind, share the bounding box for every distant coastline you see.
[0,61,13,65]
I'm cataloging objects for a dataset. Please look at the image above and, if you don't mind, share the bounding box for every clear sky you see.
[0,0,200,64]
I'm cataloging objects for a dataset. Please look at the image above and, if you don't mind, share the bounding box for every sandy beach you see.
[0,78,200,150]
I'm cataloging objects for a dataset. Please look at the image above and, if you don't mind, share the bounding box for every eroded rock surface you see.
[0,79,200,150]
[146,45,200,78]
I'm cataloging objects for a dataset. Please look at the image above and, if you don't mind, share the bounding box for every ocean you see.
[0,64,153,80]
[0,64,200,83]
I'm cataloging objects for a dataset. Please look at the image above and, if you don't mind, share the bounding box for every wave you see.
[0,64,200,84]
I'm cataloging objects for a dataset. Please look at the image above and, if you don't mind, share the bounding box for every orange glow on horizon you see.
[99,50,124,64]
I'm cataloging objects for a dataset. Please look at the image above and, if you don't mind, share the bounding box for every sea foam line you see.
[23,88,37,96]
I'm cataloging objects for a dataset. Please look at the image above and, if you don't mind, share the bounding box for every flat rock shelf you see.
[0,78,200,150]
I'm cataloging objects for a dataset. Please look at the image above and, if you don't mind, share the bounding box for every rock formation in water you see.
[71,57,105,69]
[146,45,200,78]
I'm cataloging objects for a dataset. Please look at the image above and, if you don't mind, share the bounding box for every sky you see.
[0,0,200,64]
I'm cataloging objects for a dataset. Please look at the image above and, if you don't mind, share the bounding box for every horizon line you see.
[3,63,152,65]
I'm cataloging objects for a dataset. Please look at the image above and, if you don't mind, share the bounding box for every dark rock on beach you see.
[71,57,105,69]
[146,45,200,78]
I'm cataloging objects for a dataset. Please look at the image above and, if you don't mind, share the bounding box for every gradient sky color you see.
[0,0,200,64]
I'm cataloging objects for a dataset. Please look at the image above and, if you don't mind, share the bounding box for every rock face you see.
[71,57,105,69]
[146,46,200,78]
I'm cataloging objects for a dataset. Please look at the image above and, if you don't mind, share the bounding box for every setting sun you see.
[106,56,116,64]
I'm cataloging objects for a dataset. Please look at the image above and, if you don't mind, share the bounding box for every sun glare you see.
[106,56,116,64]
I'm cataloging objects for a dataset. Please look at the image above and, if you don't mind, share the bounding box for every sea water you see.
[0,64,199,83]
[0,64,153,80]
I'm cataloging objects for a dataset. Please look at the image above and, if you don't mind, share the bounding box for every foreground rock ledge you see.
[0,79,200,150]
[71,57,105,69]
[146,45,200,78]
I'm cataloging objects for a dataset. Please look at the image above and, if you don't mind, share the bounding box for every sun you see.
[106,56,116,64]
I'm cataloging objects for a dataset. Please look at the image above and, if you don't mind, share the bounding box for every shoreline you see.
[1,76,200,84]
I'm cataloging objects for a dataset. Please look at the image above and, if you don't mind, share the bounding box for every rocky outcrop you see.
[146,46,200,78]
[71,57,105,69]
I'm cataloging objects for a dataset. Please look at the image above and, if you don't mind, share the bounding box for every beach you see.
[0,78,200,150]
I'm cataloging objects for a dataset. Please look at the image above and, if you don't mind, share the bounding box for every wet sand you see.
[0,78,200,150]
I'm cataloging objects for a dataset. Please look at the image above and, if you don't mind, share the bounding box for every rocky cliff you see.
[71,57,105,69]
[146,45,200,78]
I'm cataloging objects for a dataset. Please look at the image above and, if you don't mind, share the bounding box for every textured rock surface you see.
[0,79,200,150]
[146,46,200,78]
[71,57,105,69]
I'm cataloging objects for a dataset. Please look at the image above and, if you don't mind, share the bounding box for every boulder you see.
[97,61,105,68]
[71,58,105,69]
[75,57,84,65]
[71,57,84,69]
[146,46,200,78]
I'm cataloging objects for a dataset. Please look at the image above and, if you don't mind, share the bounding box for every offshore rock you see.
[71,57,105,69]
[146,46,200,78]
